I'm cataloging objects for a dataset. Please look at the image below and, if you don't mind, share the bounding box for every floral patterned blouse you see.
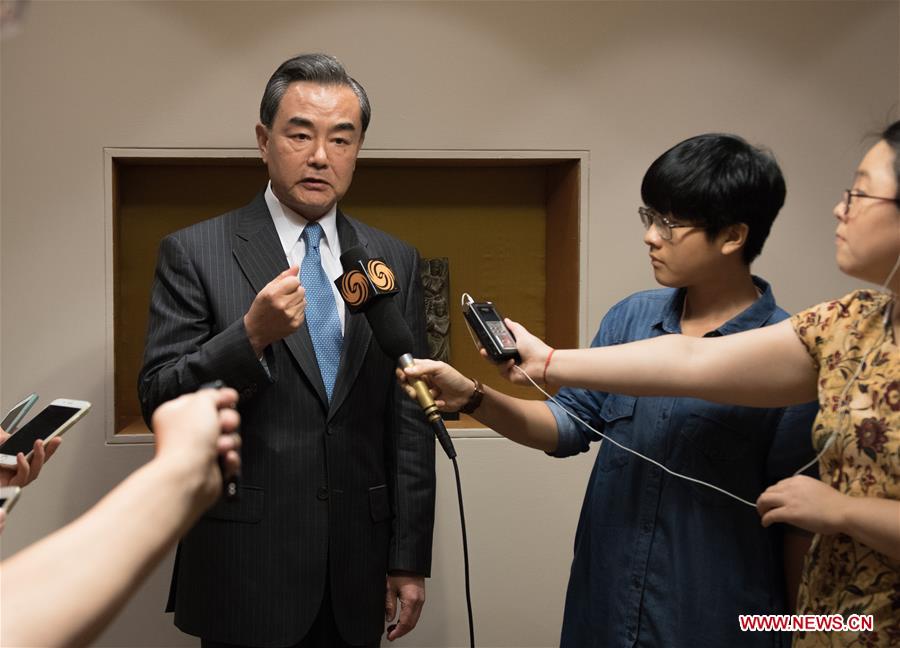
[791,290,900,646]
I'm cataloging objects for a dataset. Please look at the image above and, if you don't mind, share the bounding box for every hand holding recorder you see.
[0,386,242,648]
[491,319,554,386]
[397,302,562,454]
[396,317,554,412]
[151,387,242,509]
[397,301,552,410]
[461,297,553,386]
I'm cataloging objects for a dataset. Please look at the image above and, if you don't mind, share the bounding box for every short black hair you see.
[881,120,900,193]
[260,53,371,132]
[640,133,786,264]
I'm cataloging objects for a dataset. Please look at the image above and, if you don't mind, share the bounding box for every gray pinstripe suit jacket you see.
[138,193,436,647]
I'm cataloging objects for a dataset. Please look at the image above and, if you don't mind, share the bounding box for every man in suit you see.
[139,53,435,648]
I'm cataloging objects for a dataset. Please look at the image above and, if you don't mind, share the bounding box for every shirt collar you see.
[655,275,777,335]
[264,182,339,256]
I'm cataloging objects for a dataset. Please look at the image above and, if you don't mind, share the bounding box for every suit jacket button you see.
[317,486,329,500]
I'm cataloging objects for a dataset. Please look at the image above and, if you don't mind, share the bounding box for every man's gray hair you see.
[259,53,371,132]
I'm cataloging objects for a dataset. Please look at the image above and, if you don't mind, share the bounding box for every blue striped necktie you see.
[300,223,342,401]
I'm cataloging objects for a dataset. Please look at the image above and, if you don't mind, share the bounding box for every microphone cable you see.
[396,357,475,645]
[451,453,475,648]
[334,248,476,646]
[401,378,475,646]
[513,366,760,509]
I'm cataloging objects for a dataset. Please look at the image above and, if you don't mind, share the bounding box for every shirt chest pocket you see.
[675,409,758,506]
[596,394,637,472]
[678,410,754,463]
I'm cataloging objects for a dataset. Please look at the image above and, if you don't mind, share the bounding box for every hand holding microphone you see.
[395,360,477,413]
[394,300,552,410]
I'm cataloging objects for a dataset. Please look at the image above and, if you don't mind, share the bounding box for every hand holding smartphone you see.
[0,399,91,468]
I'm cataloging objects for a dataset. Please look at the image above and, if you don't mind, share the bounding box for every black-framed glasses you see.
[638,206,696,241]
[840,189,900,215]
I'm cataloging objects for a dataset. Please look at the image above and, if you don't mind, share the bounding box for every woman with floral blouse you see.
[403,121,900,645]
[786,288,899,646]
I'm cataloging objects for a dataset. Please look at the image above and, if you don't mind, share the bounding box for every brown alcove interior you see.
[113,157,580,435]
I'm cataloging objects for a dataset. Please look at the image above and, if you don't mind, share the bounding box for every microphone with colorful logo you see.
[335,247,456,459]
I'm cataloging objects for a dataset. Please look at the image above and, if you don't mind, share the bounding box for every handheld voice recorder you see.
[462,300,521,363]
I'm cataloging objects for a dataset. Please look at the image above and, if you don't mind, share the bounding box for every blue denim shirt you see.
[547,277,818,648]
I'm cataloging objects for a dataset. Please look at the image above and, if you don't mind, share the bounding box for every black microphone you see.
[337,247,457,459]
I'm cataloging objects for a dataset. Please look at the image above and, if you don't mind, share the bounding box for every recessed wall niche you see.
[110,153,581,436]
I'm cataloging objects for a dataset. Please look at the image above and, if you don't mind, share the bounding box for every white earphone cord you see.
[512,365,758,509]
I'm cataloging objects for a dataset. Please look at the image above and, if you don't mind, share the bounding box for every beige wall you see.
[1,2,898,647]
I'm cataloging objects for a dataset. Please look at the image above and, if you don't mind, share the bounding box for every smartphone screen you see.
[0,404,83,456]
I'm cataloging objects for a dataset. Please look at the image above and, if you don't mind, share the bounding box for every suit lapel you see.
[328,211,373,421]
[232,193,329,408]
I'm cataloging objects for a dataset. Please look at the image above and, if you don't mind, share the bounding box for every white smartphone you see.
[0,399,91,468]
[0,486,22,513]
[1,393,39,434]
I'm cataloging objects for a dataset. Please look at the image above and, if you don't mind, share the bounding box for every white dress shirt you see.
[264,182,346,334]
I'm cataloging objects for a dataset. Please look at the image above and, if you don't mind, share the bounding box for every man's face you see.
[643,214,737,288]
[256,82,364,221]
